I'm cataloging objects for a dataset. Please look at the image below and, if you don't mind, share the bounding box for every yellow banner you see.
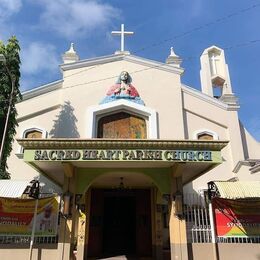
[0,196,59,236]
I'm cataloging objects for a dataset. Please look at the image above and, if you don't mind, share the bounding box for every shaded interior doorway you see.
[103,195,136,256]
[88,189,152,258]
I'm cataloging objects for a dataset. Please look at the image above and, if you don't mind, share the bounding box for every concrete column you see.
[76,209,86,260]
[58,163,77,260]
[69,171,77,260]
[169,174,188,260]
[57,175,71,260]
[76,190,91,260]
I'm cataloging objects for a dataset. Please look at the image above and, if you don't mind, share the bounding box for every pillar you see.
[169,172,188,260]
[58,163,76,260]
[76,190,91,260]
[57,175,72,260]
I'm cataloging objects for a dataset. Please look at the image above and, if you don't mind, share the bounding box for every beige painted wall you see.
[6,54,260,193]
[0,244,59,260]
[190,243,260,260]
[61,59,184,139]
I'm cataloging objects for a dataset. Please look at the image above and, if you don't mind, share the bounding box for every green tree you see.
[0,36,21,179]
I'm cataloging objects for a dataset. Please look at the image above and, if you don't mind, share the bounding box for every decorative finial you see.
[166,46,182,67]
[62,42,79,64]
[170,47,178,57]
[67,43,76,54]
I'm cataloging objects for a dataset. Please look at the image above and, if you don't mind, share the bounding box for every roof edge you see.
[60,53,184,75]
[21,79,63,101]
[181,84,229,110]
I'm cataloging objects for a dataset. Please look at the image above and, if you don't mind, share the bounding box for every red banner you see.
[212,198,260,237]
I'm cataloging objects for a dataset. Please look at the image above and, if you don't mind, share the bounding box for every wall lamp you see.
[62,192,72,218]
[173,191,183,216]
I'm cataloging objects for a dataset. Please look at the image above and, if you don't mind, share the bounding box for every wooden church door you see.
[97,112,147,139]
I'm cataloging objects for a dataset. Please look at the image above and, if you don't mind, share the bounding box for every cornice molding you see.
[181,84,228,110]
[60,53,123,71]
[123,55,184,75]
[21,80,63,101]
[17,104,61,122]
[60,54,184,75]
[17,138,228,151]
[181,84,240,111]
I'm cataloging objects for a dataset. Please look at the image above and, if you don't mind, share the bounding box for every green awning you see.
[210,181,260,199]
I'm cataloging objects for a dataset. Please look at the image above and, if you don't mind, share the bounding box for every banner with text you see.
[0,196,59,236]
[212,198,260,237]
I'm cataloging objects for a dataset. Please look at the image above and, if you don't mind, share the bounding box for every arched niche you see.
[97,111,147,139]
[86,99,158,138]
[193,129,218,140]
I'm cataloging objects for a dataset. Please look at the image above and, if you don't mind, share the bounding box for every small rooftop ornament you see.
[166,47,182,67]
[100,71,145,105]
[62,43,79,64]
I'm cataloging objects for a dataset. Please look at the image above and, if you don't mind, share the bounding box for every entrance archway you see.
[86,172,157,259]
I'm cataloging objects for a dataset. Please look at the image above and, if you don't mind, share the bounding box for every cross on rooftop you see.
[209,52,220,75]
[111,24,134,52]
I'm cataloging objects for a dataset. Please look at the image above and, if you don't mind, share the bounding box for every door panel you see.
[136,189,152,256]
[88,190,104,256]
[88,189,152,257]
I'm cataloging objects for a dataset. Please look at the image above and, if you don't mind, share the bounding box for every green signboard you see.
[24,149,222,163]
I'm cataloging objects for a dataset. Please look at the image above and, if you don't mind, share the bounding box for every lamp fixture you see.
[112,177,132,191]
[173,190,183,216]
[62,192,72,217]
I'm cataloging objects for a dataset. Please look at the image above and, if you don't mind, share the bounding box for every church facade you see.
[3,30,260,259]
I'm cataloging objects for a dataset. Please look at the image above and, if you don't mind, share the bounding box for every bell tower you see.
[200,46,238,106]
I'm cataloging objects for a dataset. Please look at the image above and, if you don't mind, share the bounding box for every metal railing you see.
[184,193,212,243]
[183,193,260,244]
[0,235,58,244]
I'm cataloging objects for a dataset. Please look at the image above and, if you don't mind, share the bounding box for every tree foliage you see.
[0,36,21,179]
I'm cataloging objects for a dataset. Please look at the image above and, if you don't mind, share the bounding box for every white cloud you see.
[21,42,59,75]
[0,0,22,21]
[37,0,120,38]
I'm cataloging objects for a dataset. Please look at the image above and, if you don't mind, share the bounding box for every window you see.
[24,129,43,139]
[197,133,213,140]
[97,112,147,139]
[86,99,158,138]
[193,129,218,141]
[18,128,47,155]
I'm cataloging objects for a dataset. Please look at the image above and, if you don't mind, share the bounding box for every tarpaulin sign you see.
[0,196,59,236]
[212,198,260,237]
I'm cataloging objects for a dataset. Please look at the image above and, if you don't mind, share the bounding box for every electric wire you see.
[1,3,260,102]
[58,2,260,82]
[132,2,260,54]
[0,37,259,104]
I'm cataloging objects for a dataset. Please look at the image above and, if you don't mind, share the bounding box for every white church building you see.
[2,25,260,260]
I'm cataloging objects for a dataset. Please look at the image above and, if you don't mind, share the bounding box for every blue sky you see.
[0,0,260,141]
